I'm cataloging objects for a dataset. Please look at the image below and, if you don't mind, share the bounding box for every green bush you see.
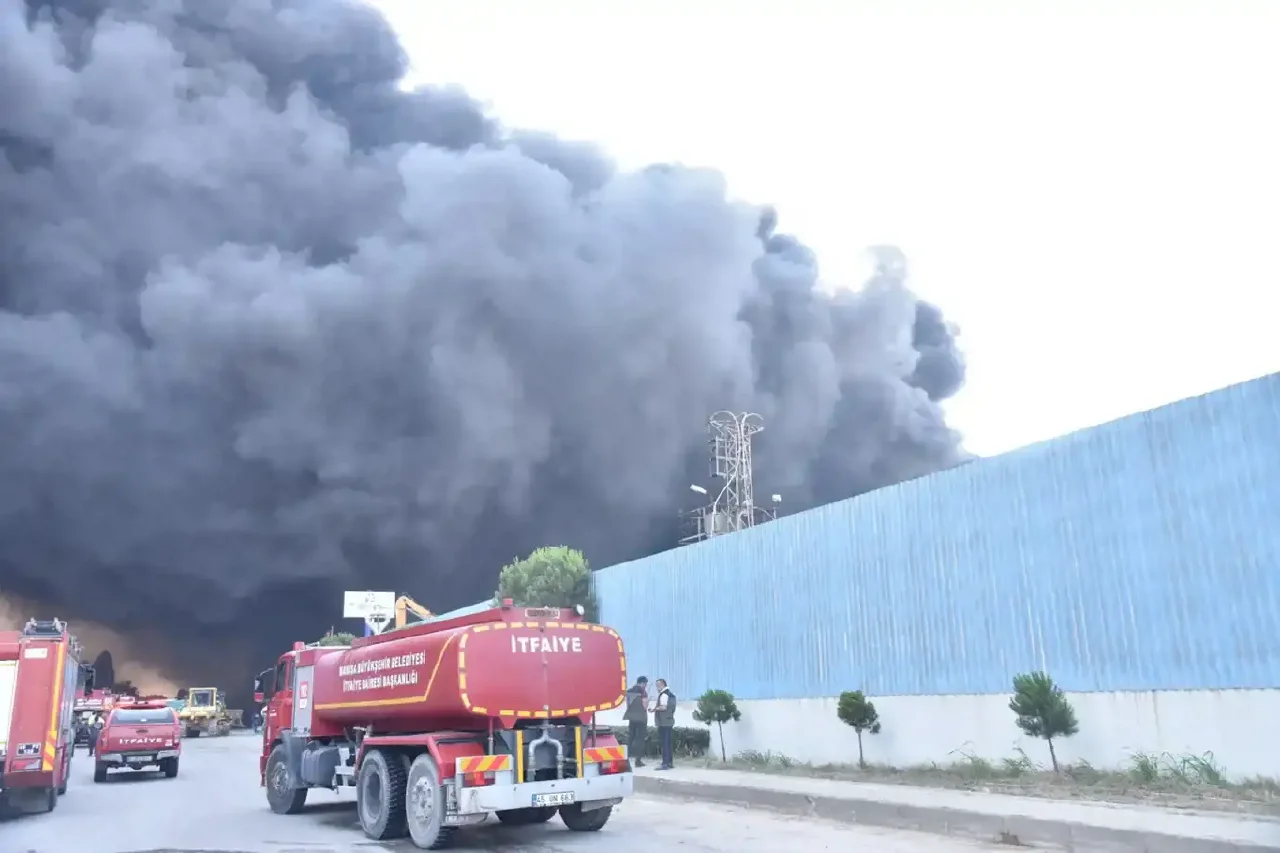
[609,725,710,759]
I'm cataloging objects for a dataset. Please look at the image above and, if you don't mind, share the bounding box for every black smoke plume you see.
[1,0,968,693]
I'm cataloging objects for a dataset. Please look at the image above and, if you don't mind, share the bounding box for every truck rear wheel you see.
[58,752,70,795]
[496,806,556,825]
[93,761,108,783]
[357,748,408,841]
[405,753,456,849]
[162,757,180,778]
[266,745,308,814]
[560,802,612,832]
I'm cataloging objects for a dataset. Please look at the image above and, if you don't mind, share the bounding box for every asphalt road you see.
[2,733,1007,852]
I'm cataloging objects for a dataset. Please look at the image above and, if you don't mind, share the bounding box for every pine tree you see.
[1009,671,1078,772]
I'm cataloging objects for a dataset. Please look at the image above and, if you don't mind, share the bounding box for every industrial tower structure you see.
[680,411,779,545]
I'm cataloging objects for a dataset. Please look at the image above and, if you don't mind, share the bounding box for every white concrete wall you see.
[599,689,1280,779]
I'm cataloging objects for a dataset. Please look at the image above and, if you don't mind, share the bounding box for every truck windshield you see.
[111,708,176,726]
[189,689,214,707]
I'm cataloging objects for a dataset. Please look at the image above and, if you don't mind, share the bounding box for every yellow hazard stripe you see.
[515,729,525,782]
[42,642,67,771]
[575,725,583,777]
[583,745,626,763]
[456,754,512,773]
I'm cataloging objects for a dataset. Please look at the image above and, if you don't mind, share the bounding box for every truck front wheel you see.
[405,753,456,849]
[560,802,612,832]
[266,745,308,815]
[357,748,408,841]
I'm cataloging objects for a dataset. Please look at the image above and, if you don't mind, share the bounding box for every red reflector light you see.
[463,771,494,787]
[599,760,626,775]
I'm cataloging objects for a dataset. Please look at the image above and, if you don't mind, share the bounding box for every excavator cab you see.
[188,688,216,709]
[178,687,230,738]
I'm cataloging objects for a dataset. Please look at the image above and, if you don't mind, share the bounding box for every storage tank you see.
[310,615,627,728]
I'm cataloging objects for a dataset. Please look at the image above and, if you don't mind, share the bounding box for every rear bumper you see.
[97,749,180,768]
[0,768,54,791]
[457,772,632,815]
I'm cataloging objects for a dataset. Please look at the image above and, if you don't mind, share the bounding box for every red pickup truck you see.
[94,703,182,782]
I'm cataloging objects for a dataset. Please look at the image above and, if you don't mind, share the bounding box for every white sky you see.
[371,0,1279,457]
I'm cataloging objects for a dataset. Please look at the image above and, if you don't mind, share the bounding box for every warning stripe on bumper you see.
[457,754,512,773]
[582,746,626,763]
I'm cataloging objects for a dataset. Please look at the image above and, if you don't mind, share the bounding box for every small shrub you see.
[693,689,742,761]
[835,690,882,768]
[1009,671,1078,772]
[1167,751,1228,786]
[1001,746,1039,777]
[949,747,997,780]
[1128,750,1161,783]
[317,631,355,646]
[610,726,709,759]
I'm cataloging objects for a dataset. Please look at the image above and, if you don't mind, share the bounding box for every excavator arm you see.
[393,595,433,628]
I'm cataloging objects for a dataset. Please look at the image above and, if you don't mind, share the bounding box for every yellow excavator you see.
[178,687,232,737]
[393,595,433,628]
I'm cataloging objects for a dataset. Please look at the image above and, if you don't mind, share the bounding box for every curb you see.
[632,776,1280,852]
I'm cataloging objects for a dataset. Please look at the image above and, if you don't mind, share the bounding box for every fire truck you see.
[257,599,633,849]
[0,619,93,815]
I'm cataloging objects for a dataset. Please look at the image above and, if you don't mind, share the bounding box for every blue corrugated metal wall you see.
[594,373,1280,699]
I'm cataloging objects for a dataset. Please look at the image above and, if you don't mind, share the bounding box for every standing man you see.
[623,676,649,767]
[650,678,677,770]
[87,713,104,757]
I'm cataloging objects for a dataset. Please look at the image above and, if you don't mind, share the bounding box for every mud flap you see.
[279,730,308,789]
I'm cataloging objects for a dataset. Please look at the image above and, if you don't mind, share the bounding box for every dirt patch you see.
[703,749,1280,819]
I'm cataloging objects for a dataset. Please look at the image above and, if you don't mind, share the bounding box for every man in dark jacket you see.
[650,679,677,770]
[622,676,649,767]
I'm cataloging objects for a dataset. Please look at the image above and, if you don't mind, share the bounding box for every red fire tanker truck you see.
[256,600,633,849]
[0,619,93,815]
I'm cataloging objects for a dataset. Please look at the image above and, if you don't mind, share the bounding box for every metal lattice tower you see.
[681,411,769,544]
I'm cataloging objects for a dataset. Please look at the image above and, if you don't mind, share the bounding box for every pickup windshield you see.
[111,708,176,726]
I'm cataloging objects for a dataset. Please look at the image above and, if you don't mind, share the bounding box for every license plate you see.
[531,792,575,807]
[129,755,154,764]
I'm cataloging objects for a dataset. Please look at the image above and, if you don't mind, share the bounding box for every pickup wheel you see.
[405,753,456,849]
[496,806,556,825]
[560,802,612,832]
[162,757,180,778]
[357,748,408,841]
[93,761,108,784]
[266,745,308,814]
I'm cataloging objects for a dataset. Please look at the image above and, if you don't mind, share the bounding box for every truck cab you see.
[94,702,182,782]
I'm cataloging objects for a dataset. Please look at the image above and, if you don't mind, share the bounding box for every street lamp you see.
[689,484,708,496]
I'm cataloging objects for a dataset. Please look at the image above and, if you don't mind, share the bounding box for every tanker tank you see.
[310,612,628,728]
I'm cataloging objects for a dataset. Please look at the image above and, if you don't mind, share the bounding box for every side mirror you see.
[81,664,96,692]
